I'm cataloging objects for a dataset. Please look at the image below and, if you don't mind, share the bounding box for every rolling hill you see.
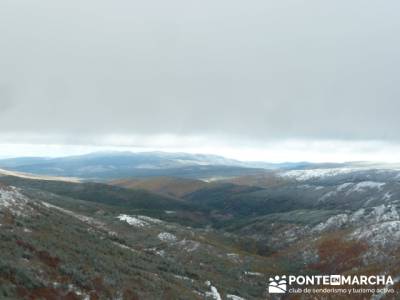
[0,152,267,180]
[111,177,208,198]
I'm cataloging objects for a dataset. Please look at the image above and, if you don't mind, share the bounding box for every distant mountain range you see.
[0,151,351,180]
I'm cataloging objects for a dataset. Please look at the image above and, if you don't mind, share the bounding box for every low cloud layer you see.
[1,1,400,148]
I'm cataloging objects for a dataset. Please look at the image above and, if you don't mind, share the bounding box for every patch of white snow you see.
[158,232,177,242]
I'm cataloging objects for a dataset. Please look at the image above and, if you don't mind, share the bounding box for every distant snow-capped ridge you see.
[280,168,362,180]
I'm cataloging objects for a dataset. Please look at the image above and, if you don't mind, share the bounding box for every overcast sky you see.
[1,1,400,162]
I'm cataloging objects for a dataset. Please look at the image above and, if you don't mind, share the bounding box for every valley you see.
[0,153,399,299]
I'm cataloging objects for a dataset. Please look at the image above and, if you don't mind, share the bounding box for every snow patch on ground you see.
[227,253,241,263]
[337,182,353,192]
[312,203,400,249]
[352,221,400,247]
[0,185,31,215]
[319,191,337,202]
[299,184,324,190]
[346,181,385,194]
[244,271,263,276]
[227,294,246,300]
[117,214,149,227]
[205,281,222,300]
[314,204,400,233]
[117,214,163,227]
[173,275,194,283]
[383,192,392,201]
[313,214,348,232]
[158,232,177,242]
[349,208,365,222]
[50,282,89,299]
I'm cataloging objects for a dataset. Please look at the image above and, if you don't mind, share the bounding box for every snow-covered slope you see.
[0,184,31,215]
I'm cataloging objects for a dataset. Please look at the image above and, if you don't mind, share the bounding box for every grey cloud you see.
[0,0,400,143]
[0,84,16,113]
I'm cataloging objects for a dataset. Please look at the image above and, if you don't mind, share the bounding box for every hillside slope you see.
[1,167,400,299]
[111,177,208,198]
[0,182,276,300]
